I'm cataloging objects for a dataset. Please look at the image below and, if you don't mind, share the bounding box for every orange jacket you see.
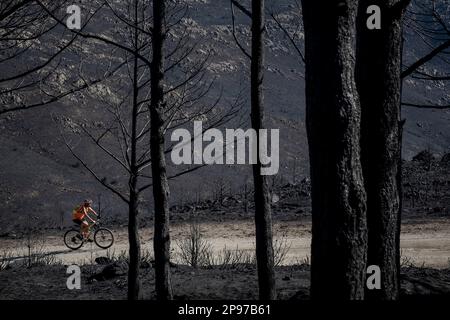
[72,205,86,220]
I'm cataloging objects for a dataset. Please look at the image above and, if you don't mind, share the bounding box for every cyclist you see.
[72,199,98,241]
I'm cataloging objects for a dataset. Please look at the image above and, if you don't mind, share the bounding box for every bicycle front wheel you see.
[94,228,114,249]
[64,229,84,250]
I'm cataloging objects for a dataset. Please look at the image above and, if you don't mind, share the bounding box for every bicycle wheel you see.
[94,228,114,249]
[64,229,84,250]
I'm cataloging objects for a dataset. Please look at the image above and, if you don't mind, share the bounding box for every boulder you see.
[89,262,127,281]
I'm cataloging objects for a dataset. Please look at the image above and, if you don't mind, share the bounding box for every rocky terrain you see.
[0,0,449,229]
[1,260,449,300]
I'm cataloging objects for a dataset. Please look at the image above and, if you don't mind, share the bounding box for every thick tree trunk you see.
[251,0,276,300]
[356,0,409,300]
[151,0,172,300]
[301,0,368,299]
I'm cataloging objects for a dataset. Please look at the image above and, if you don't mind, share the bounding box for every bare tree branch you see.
[402,102,450,109]
[56,121,130,204]
[231,0,252,19]
[402,39,450,78]
[230,0,251,59]
[269,12,305,63]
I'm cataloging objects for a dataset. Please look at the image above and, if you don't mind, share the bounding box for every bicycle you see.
[63,219,114,250]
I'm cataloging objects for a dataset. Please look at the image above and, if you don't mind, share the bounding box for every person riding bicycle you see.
[72,199,98,241]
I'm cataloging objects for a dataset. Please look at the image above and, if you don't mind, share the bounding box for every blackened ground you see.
[0,263,449,300]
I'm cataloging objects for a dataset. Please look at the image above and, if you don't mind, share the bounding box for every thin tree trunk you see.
[251,0,276,300]
[128,0,142,300]
[128,189,141,299]
[356,0,409,300]
[151,0,172,300]
[301,0,368,299]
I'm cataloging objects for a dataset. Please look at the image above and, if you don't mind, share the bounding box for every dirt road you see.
[1,218,449,268]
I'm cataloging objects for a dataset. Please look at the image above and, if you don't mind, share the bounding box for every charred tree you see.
[150,0,173,300]
[54,0,155,300]
[127,0,143,300]
[356,0,410,300]
[0,1,81,115]
[301,0,368,299]
[46,0,236,301]
[250,0,276,300]
[230,0,276,299]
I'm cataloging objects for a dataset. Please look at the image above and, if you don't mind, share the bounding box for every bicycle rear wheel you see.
[64,229,84,250]
[94,228,114,249]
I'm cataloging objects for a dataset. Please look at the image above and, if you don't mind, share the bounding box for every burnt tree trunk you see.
[127,0,142,300]
[301,0,368,299]
[251,0,276,300]
[128,188,141,299]
[151,0,172,300]
[356,0,410,300]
